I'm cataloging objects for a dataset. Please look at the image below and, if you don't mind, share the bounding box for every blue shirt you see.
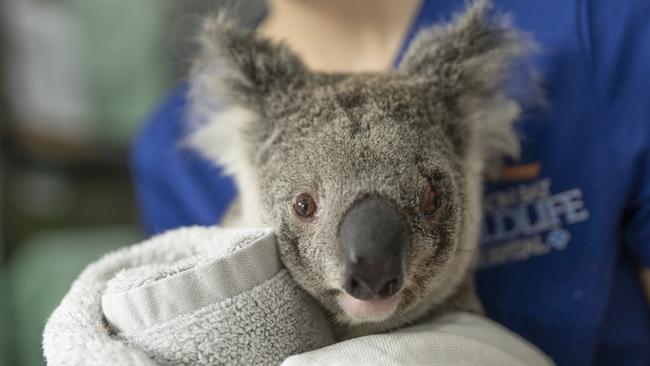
[131,1,650,364]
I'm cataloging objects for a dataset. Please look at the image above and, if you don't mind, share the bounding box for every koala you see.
[188,0,534,338]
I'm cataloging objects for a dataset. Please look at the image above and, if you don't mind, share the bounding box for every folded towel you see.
[43,227,334,366]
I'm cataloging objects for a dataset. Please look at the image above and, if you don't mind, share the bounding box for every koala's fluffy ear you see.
[187,13,307,176]
[190,13,306,115]
[399,0,536,162]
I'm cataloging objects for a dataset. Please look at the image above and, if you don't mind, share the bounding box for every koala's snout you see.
[338,198,409,300]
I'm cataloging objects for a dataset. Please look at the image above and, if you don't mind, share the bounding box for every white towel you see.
[43,226,334,366]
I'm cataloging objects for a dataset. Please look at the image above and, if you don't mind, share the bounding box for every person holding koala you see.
[131,0,650,365]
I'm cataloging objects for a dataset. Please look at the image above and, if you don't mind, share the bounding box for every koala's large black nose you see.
[339,198,408,300]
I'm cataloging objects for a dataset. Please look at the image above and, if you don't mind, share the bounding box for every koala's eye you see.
[422,181,443,220]
[293,193,317,219]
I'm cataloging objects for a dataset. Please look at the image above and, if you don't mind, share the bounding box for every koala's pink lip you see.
[337,292,400,323]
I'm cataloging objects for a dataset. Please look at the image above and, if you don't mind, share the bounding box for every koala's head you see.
[189,1,534,327]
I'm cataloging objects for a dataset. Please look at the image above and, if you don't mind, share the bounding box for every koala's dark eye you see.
[422,181,443,220]
[293,193,317,219]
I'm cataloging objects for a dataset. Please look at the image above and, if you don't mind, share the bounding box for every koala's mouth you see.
[336,292,401,323]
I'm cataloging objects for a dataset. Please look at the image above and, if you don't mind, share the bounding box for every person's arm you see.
[130,84,237,235]
[588,0,650,303]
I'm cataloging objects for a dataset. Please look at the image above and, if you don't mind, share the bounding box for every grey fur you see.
[189,0,535,337]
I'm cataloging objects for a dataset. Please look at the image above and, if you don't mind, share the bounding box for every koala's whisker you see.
[392,311,416,330]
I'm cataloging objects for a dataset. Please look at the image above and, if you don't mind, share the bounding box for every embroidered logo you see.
[479,176,589,267]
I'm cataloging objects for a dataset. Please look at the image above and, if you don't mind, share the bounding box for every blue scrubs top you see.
[131,1,650,365]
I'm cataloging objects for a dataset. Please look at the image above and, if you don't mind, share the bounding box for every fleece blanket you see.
[43,226,553,366]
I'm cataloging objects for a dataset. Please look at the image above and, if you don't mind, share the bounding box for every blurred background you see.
[0,1,263,364]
